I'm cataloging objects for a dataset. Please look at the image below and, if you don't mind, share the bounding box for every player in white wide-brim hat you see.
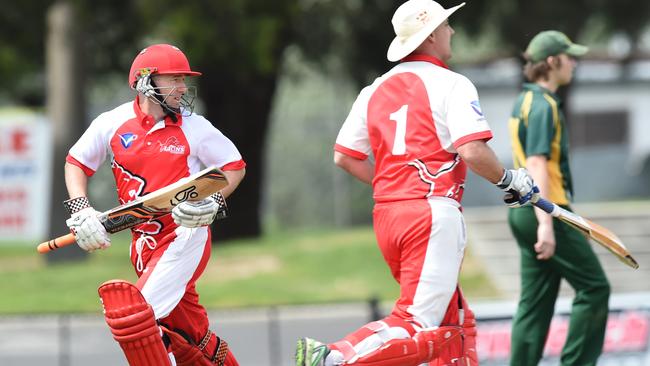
[295,1,540,365]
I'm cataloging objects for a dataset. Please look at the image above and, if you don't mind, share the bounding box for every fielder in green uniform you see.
[507,30,610,366]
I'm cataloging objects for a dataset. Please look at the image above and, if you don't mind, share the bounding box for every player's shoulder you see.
[394,62,476,91]
[181,111,224,136]
[442,68,477,91]
[527,88,558,111]
[181,111,212,127]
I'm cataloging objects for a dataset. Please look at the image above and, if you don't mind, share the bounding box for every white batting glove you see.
[496,168,539,208]
[172,192,228,228]
[65,206,111,252]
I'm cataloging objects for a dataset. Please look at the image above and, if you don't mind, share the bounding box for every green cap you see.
[525,30,588,62]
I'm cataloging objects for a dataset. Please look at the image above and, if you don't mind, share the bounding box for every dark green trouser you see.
[508,205,610,366]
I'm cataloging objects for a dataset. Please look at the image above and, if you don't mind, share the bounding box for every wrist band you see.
[496,169,512,190]
[210,192,228,220]
[63,196,90,215]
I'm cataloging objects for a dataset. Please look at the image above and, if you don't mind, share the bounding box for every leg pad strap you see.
[162,326,239,366]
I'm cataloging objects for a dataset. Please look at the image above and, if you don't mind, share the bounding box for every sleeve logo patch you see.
[470,100,484,117]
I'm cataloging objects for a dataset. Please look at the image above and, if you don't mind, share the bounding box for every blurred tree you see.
[45,1,88,262]
[296,0,650,84]
[0,0,51,105]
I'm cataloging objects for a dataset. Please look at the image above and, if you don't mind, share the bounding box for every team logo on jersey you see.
[470,100,484,117]
[119,133,138,149]
[158,136,186,155]
[111,160,146,203]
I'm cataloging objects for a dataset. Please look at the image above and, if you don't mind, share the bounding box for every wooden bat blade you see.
[582,218,639,269]
[532,197,639,269]
[37,166,229,254]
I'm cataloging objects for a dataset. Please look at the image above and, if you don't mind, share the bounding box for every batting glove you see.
[64,197,111,252]
[171,192,228,228]
[496,168,539,208]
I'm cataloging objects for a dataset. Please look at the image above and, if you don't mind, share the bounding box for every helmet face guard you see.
[134,69,197,117]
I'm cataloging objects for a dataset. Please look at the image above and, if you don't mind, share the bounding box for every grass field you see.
[0,227,498,314]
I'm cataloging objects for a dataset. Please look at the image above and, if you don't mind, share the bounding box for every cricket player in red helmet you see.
[64,43,245,365]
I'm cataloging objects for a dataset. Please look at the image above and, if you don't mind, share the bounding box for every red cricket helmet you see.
[128,44,201,88]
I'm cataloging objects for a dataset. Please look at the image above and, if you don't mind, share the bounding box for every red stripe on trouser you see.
[373,200,433,324]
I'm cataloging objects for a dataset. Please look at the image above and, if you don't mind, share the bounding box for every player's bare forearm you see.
[220,168,245,198]
[334,151,374,185]
[526,155,553,226]
[64,162,89,199]
[456,140,504,184]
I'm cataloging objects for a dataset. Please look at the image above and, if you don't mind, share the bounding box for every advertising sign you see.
[0,109,52,242]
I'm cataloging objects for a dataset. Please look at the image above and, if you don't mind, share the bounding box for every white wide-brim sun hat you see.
[387,0,465,62]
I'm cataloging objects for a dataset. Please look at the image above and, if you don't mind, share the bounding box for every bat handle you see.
[531,197,560,217]
[37,233,76,254]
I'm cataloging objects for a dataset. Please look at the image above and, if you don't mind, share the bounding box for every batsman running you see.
[295,0,539,365]
[63,44,244,365]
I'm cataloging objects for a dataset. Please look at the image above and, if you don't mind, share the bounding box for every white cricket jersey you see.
[335,54,492,204]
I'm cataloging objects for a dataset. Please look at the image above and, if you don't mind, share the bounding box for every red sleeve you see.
[221,159,246,171]
[65,155,96,177]
[452,131,493,150]
[334,143,368,160]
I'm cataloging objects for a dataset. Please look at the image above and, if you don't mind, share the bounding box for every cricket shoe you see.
[295,337,331,366]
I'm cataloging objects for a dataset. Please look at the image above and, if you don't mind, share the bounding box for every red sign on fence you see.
[0,109,51,242]
[477,309,650,363]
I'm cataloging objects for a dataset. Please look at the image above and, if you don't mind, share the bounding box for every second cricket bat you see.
[532,197,639,269]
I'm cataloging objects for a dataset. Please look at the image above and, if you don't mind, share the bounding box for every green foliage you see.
[0,228,497,314]
[133,0,298,80]
[0,0,53,104]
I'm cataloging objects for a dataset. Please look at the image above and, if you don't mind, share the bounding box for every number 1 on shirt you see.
[389,104,408,155]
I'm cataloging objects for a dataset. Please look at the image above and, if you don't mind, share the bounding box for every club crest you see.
[470,100,484,117]
[119,133,138,149]
[158,136,186,155]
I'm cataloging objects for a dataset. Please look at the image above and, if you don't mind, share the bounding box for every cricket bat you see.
[37,166,228,254]
[532,197,639,269]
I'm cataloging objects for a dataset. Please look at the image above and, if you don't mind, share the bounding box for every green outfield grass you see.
[0,227,498,314]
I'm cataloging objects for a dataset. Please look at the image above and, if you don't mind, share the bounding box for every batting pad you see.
[98,280,172,366]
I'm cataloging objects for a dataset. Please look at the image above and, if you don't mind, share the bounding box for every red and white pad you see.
[429,288,478,366]
[98,280,171,366]
[348,326,463,366]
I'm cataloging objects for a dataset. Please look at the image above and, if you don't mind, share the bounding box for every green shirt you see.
[508,83,573,205]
